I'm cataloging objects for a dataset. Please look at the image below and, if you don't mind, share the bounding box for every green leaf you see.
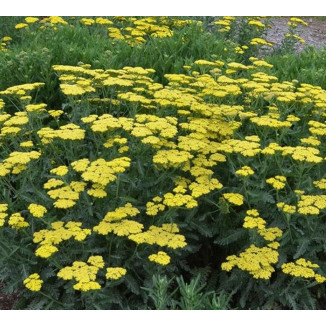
[215,228,247,246]
[294,239,310,259]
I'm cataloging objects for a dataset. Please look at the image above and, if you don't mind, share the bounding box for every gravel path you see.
[266,17,326,51]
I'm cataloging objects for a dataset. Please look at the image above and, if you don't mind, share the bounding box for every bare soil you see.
[0,283,18,310]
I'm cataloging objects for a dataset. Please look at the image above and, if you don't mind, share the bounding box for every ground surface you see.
[266,17,326,50]
[0,283,18,310]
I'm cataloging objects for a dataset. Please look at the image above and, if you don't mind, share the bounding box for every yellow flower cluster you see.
[300,136,321,147]
[217,139,261,157]
[153,150,193,169]
[37,124,85,144]
[282,258,326,283]
[194,59,225,67]
[289,17,308,27]
[93,203,142,236]
[308,120,326,136]
[40,16,68,26]
[243,209,283,242]
[20,140,34,148]
[223,209,283,279]
[250,37,273,47]
[85,114,132,133]
[221,244,279,279]
[250,115,292,129]
[0,82,44,101]
[146,196,166,216]
[43,178,65,189]
[83,157,130,185]
[163,192,198,209]
[0,37,11,52]
[50,165,69,177]
[132,114,178,146]
[188,175,223,198]
[243,209,266,229]
[313,178,326,190]
[266,175,286,190]
[25,103,47,112]
[107,17,198,46]
[23,273,43,292]
[28,204,47,218]
[148,251,171,265]
[214,16,235,32]
[33,221,91,258]
[0,151,40,177]
[281,146,322,163]
[8,212,29,229]
[15,23,28,30]
[60,83,95,96]
[277,202,296,214]
[57,256,104,291]
[235,166,254,177]
[25,17,39,24]
[128,223,187,249]
[297,195,326,215]
[103,136,128,149]
[1,112,29,134]
[106,267,127,280]
[0,204,8,227]
[223,193,244,206]
[285,33,305,44]
[48,109,64,118]
[45,180,84,209]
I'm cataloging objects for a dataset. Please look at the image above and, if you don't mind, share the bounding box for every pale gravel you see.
[266,17,326,51]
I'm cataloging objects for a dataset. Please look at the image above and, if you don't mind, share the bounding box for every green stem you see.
[243,179,251,209]
[39,290,65,307]
[107,234,113,266]
[115,174,120,198]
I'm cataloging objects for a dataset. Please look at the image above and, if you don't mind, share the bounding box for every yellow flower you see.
[15,23,28,29]
[58,256,104,291]
[148,251,171,265]
[87,256,105,268]
[73,281,101,291]
[23,273,43,291]
[50,165,69,177]
[25,103,47,112]
[48,109,64,118]
[20,141,34,148]
[222,244,278,279]
[235,166,254,177]
[258,227,283,242]
[282,258,322,280]
[266,176,286,190]
[35,245,59,258]
[25,17,39,24]
[28,204,47,218]
[106,267,127,280]
[277,202,296,214]
[8,213,29,229]
[223,193,244,206]
[43,178,65,189]
[243,216,266,230]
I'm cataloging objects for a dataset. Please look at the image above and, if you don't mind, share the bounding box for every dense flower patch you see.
[1,15,326,310]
